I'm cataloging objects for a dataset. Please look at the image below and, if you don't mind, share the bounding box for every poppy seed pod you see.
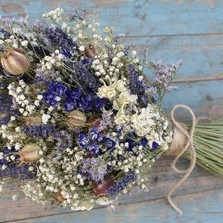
[88,118,101,130]
[92,176,114,197]
[84,44,97,58]
[18,143,41,163]
[1,48,29,76]
[67,110,87,128]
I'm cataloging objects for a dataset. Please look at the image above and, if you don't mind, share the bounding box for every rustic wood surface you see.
[0,0,223,222]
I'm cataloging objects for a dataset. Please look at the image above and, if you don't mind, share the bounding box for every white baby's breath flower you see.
[15,127,21,132]
[42,114,51,124]
[37,95,43,100]
[79,46,85,51]
[19,108,24,114]
[0,184,3,192]
[1,125,7,130]
[34,100,40,106]
[10,115,15,121]
[132,50,137,56]
[21,40,29,47]
[12,195,18,201]
[2,165,7,170]
[10,155,15,161]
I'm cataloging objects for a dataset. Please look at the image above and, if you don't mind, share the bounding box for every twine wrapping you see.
[167,104,196,214]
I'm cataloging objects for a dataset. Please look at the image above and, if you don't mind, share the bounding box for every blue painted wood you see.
[0,0,222,36]
[0,1,222,117]
[163,80,223,118]
[13,189,223,223]
[1,157,223,222]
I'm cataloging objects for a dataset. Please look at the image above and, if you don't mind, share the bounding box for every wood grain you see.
[0,0,222,36]
[1,156,223,222]
[12,189,223,223]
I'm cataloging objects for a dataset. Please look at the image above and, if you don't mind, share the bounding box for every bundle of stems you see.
[185,119,223,177]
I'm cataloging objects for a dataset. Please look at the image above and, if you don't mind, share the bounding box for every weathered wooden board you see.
[0,0,223,36]
[0,0,223,222]
[0,1,222,116]
[0,156,223,222]
[12,189,223,223]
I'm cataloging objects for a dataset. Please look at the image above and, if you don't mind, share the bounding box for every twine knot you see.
[167,104,197,214]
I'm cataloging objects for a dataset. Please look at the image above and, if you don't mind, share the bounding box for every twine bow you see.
[167,104,197,214]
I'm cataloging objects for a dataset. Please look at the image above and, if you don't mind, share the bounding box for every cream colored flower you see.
[130,105,160,136]
[114,80,127,92]
[97,80,127,100]
[113,91,138,109]
[97,83,117,100]
[114,109,129,125]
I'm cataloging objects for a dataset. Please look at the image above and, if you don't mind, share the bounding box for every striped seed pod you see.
[66,110,87,128]
[1,48,29,76]
[18,143,41,163]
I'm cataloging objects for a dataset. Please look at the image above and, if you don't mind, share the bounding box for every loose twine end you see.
[167,104,197,214]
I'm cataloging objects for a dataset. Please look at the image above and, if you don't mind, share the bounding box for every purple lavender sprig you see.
[21,124,56,138]
[149,60,182,107]
[79,157,107,182]
[108,171,137,197]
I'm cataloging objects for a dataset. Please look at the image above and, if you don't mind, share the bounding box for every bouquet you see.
[0,8,222,214]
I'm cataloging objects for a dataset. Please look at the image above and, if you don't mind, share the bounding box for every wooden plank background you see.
[0,0,223,222]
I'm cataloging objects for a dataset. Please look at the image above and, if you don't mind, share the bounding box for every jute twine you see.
[166,104,196,214]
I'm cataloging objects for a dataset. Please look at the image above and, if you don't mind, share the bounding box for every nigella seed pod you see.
[84,44,97,58]
[0,48,29,76]
[67,110,87,128]
[18,143,41,163]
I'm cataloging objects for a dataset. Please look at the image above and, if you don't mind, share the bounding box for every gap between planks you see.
[4,188,223,223]
[1,158,223,222]
[173,73,223,83]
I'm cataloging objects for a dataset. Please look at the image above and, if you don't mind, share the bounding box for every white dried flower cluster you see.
[91,48,127,84]
[22,147,97,211]
[40,52,64,72]
[0,35,18,48]
[43,7,64,22]
[8,80,38,116]
[0,183,4,193]
[97,80,127,100]
[0,122,24,145]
